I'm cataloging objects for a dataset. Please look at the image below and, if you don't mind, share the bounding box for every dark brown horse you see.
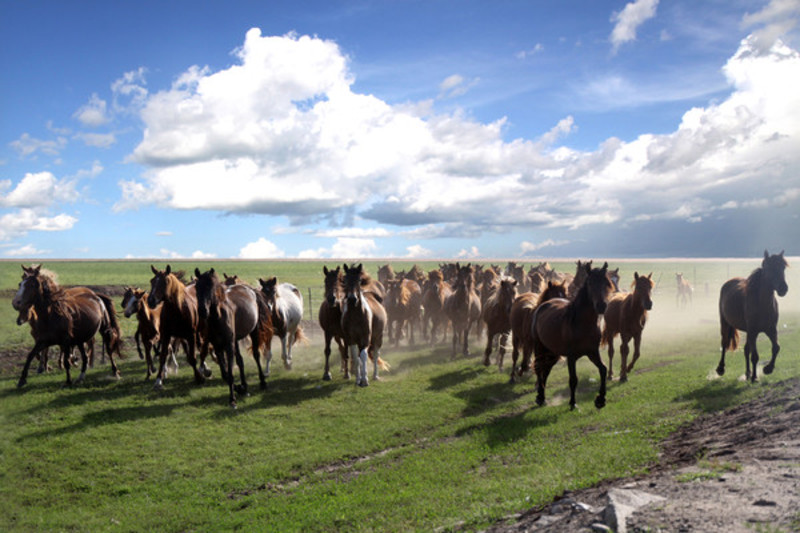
[194,268,272,407]
[531,262,614,409]
[148,264,205,389]
[508,280,568,383]
[341,263,387,387]
[12,265,121,387]
[319,266,347,381]
[480,276,518,370]
[385,278,423,346]
[717,250,789,383]
[421,269,452,344]
[567,260,591,298]
[444,263,482,358]
[601,272,654,382]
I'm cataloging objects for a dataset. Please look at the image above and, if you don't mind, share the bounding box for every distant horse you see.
[421,269,452,344]
[195,268,272,407]
[508,280,568,383]
[259,276,305,374]
[608,267,621,293]
[480,276,518,370]
[385,278,423,346]
[341,263,387,386]
[223,273,244,286]
[148,264,205,389]
[567,260,592,298]
[12,265,120,388]
[531,262,614,409]
[319,266,347,380]
[377,264,395,285]
[676,273,693,307]
[601,272,654,382]
[443,263,482,358]
[717,250,789,383]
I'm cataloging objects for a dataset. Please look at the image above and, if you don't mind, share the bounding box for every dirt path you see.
[488,378,800,532]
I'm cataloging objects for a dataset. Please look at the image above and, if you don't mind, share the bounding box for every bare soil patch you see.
[488,377,800,532]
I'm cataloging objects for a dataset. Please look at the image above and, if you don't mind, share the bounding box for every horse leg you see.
[338,339,349,380]
[323,331,333,381]
[249,332,267,390]
[135,330,144,360]
[606,337,615,381]
[619,339,630,383]
[509,337,520,384]
[225,342,238,408]
[185,336,205,385]
[462,323,471,357]
[105,335,120,379]
[534,354,557,407]
[716,323,736,377]
[567,357,580,410]
[36,347,48,374]
[75,344,90,385]
[451,328,458,359]
[280,335,291,370]
[370,346,381,382]
[62,345,73,387]
[18,342,46,388]
[587,350,608,409]
[347,345,360,385]
[626,334,642,375]
[483,330,493,367]
[153,337,170,390]
[746,333,759,383]
[234,342,249,396]
[762,327,780,375]
[497,332,508,372]
[143,340,154,380]
[358,346,369,387]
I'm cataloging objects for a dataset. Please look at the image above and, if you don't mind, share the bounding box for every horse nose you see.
[645,300,653,311]
[327,295,335,306]
[347,294,357,306]
[596,301,608,314]
[147,295,156,308]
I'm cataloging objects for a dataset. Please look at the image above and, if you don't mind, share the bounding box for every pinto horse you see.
[508,280,568,384]
[421,269,452,344]
[531,262,614,409]
[601,272,654,382]
[717,250,789,383]
[341,263,387,387]
[444,263,482,358]
[12,265,121,388]
[319,266,347,381]
[148,264,205,389]
[480,276,518,370]
[259,277,305,375]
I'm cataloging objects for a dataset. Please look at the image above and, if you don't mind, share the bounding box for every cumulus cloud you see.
[73,93,110,127]
[742,0,800,54]
[404,244,434,258]
[4,244,50,257]
[239,237,286,258]
[519,239,569,255]
[610,0,659,53]
[0,209,77,241]
[0,172,78,208]
[10,133,67,158]
[117,28,800,250]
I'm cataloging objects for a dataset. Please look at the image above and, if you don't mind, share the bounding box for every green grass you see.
[1,259,799,532]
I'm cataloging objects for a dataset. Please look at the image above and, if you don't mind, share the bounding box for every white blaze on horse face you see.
[12,279,28,310]
[124,295,138,318]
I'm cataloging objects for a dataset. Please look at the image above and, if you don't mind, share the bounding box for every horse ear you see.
[648,272,653,279]
[165,264,171,275]
[634,272,639,280]
[601,262,608,271]
[151,264,158,275]
[194,268,201,278]
[584,262,591,275]
[323,266,329,275]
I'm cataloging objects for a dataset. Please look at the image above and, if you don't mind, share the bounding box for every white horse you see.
[259,277,304,374]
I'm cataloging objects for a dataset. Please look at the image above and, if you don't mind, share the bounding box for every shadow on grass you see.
[455,405,559,449]
[674,378,752,413]
[427,366,485,391]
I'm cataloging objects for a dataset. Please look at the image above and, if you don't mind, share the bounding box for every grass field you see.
[0,258,798,532]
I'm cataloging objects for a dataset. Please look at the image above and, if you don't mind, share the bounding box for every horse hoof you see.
[153,382,164,391]
[322,373,332,381]
[482,357,491,367]
[36,367,45,375]
[535,396,545,407]
[763,363,775,375]
[619,375,628,383]
[358,379,369,388]
[569,403,577,411]
[715,365,725,376]
[203,368,213,378]
[235,384,247,395]
[595,396,606,409]
[230,402,238,410]
[17,379,26,388]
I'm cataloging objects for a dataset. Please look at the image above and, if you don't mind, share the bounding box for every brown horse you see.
[567,260,592,298]
[341,263,387,387]
[531,262,614,409]
[508,280,568,383]
[122,287,163,380]
[717,250,789,383]
[319,266,347,380]
[676,273,693,307]
[421,269,452,344]
[223,273,244,286]
[12,265,121,388]
[148,264,205,389]
[385,278,423,346]
[443,263,482,358]
[480,276,518,370]
[377,263,395,285]
[601,272,654,382]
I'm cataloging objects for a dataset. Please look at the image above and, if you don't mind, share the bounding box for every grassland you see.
[0,258,798,532]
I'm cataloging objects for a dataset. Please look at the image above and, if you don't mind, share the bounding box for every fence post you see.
[308,288,313,320]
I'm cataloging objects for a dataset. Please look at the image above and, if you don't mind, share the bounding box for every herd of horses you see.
[10,250,789,410]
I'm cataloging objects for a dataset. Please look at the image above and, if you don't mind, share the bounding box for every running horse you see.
[148,264,206,390]
[480,276,517,370]
[421,269,452,344]
[12,265,121,388]
[717,250,789,383]
[443,263,482,358]
[601,272,654,382]
[531,262,614,409]
[676,273,693,307]
[319,266,347,380]
[341,263,387,387]
[258,277,305,375]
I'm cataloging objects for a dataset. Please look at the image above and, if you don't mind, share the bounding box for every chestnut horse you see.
[12,265,121,388]
[122,287,164,380]
[421,269,452,344]
[676,273,693,307]
[601,272,654,382]
[444,263,482,358]
[531,262,614,409]
[341,263,387,387]
[148,264,205,389]
[508,280,568,384]
[717,250,789,383]
[480,276,518,370]
[385,278,423,346]
[319,266,347,380]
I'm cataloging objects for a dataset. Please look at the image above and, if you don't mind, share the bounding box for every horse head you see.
[763,250,789,297]
[585,262,613,315]
[13,265,43,311]
[499,277,518,314]
[121,287,138,318]
[323,266,342,306]
[259,276,279,312]
[633,272,654,311]
[194,268,221,320]
[342,263,365,308]
[148,265,169,308]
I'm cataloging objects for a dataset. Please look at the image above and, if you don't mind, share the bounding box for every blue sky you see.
[1,0,799,259]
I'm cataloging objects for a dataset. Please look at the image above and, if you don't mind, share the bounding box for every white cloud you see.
[112,67,148,113]
[0,209,77,241]
[299,237,377,259]
[742,0,800,54]
[239,237,286,258]
[4,244,50,257]
[456,246,481,259]
[73,93,110,127]
[191,250,217,259]
[519,239,569,255]
[516,43,544,60]
[156,231,173,236]
[0,172,78,208]
[314,227,391,238]
[438,73,479,99]
[75,132,116,148]
[10,133,67,158]
[404,244,434,258]
[610,0,659,53]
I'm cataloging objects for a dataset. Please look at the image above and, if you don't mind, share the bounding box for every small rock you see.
[752,499,777,507]
[590,523,612,532]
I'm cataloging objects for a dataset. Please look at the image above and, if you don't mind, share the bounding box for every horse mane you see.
[165,272,186,309]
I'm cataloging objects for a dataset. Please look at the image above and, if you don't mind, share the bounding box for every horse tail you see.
[719,315,739,352]
[97,293,124,358]
[292,324,309,346]
[255,291,274,348]
[370,354,391,372]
